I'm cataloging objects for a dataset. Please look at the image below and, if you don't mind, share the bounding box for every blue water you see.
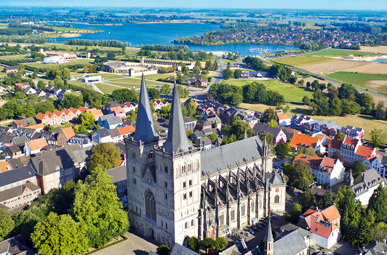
[51,22,298,56]
[374,59,387,63]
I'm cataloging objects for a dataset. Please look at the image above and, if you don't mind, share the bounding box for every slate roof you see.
[0,181,40,202]
[94,128,111,138]
[133,74,158,142]
[109,128,122,138]
[201,136,263,175]
[352,168,383,197]
[0,235,35,255]
[99,114,123,126]
[273,229,308,255]
[163,83,192,154]
[107,165,127,184]
[253,123,282,137]
[364,241,387,255]
[30,145,86,176]
[8,156,31,169]
[0,165,35,188]
[171,243,199,255]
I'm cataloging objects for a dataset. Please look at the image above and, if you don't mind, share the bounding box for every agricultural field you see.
[240,102,387,143]
[297,60,367,74]
[326,72,387,94]
[360,46,387,54]
[49,26,95,32]
[221,79,314,101]
[0,54,27,61]
[307,49,378,57]
[272,55,334,66]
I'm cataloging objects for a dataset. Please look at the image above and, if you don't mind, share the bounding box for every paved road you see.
[92,232,157,255]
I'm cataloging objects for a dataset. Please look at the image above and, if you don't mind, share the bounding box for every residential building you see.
[109,128,123,143]
[110,106,127,119]
[84,108,104,121]
[276,110,291,127]
[0,235,36,254]
[293,154,345,187]
[30,145,87,194]
[0,181,41,210]
[153,100,169,111]
[98,114,123,130]
[0,165,37,192]
[291,115,314,131]
[195,115,222,131]
[184,117,197,131]
[12,118,36,128]
[24,138,48,155]
[289,133,325,154]
[253,123,287,146]
[68,133,92,149]
[3,66,18,73]
[57,127,75,145]
[121,102,137,113]
[195,77,208,87]
[36,107,88,126]
[361,240,387,255]
[125,76,285,247]
[328,136,377,168]
[299,205,341,249]
[107,165,127,208]
[43,50,78,60]
[117,125,136,137]
[5,145,23,158]
[0,161,12,173]
[350,168,384,206]
[278,126,300,139]
[92,128,112,143]
[340,126,365,141]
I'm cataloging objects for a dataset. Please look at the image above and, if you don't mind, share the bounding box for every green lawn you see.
[50,26,94,32]
[0,54,27,61]
[221,79,314,101]
[307,49,378,57]
[325,72,387,94]
[24,59,92,69]
[272,55,335,66]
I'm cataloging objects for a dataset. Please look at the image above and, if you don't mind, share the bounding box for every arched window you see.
[274,195,280,204]
[145,189,156,221]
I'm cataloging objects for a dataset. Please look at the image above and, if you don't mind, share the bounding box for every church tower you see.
[262,136,274,173]
[125,74,161,242]
[154,83,202,246]
[264,217,274,255]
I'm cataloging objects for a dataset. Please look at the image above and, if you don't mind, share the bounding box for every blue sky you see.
[1,0,387,10]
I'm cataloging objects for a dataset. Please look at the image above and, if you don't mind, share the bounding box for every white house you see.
[24,138,47,156]
[121,102,137,113]
[84,76,103,83]
[351,168,384,206]
[276,110,291,127]
[92,128,112,143]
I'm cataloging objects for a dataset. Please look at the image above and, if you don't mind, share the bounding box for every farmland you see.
[221,79,314,101]
[24,59,93,69]
[307,49,378,57]
[326,72,387,94]
[271,55,335,66]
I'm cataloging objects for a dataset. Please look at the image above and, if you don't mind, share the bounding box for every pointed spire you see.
[349,170,354,186]
[264,217,274,243]
[133,74,158,142]
[163,82,192,154]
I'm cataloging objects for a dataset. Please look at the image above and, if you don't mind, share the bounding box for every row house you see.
[290,115,314,130]
[30,144,87,194]
[289,133,326,155]
[253,123,287,146]
[36,107,88,126]
[303,120,339,136]
[0,181,41,210]
[294,154,345,187]
[109,106,127,119]
[68,133,92,149]
[153,100,169,111]
[276,110,291,127]
[84,108,104,121]
[24,138,48,156]
[328,136,377,168]
[121,102,137,113]
[339,126,365,141]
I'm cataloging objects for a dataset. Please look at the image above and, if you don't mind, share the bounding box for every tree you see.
[352,162,366,178]
[71,167,129,248]
[208,133,219,142]
[62,92,83,109]
[161,84,171,95]
[89,143,121,171]
[371,129,384,148]
[258,133,274,147]
[299,189,316,211]
[263,108,278,123]
[37,80,46,91]
[202,237,215,248]
[189,236,200,252]
[323,189,334,208]
[222,67,233,80]
[287,160,314,191]
[368,185,387,222]
[0,208,14,241]
[335,132,345,141]
[106,52,116,60]
[80,112,95,129]
[148,88,160,100]
[111,89,137,103]
[157,245,171,255]
[186,100,197,117]
[214,237,228,251]
[285,203,302,223]
[31,212,88,255]
[268,119,278,128]
[304,147,317,157]
[275,142,290,159]
[234,69,242,79]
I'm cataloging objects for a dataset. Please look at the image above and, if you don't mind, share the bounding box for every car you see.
[244,232,251,237]
[249,230,255,234]
[253,226,258,231]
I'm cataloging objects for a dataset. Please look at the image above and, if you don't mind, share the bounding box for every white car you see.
[249,229,255,235]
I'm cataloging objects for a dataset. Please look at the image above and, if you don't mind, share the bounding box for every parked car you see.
[249,229,255,235]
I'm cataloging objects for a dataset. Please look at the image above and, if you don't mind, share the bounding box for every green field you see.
[326,72,387,94]
[50,26,94,32]
[272,55,335,66]
[24,59,92,69]
[307,49,378,57]
[221,79,314,101]
[0,54,27,60]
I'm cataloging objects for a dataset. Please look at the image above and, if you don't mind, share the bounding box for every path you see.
[90,83,104,94]
[92,232,157,255]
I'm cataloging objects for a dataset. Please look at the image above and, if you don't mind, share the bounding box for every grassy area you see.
[240,102,387,143]
[307,49,378,57]
[325,72,387,94]
[272,55,335,66]
[0,54,26,60]
[50,26,94,32]
[221,79,314,101]
[24,59,92,69]
[145,73,175,81]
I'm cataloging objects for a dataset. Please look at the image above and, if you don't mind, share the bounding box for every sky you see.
[1,0,387,10]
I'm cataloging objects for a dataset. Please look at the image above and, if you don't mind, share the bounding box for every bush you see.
[157,245,171,255]
[189,236,200,252]
[214,237,228,251]
[201,237,215,248]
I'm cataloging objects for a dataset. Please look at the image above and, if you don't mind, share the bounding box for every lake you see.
[373,59,387,63]
[52,22,298,56]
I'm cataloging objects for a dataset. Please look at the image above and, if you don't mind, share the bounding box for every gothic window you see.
[185,222,188,229]
[191,219,194,227]
[164,181,167,188]
[183,194,187,200]
[183,182,186,188]
[132,152,136,159]
[133,178,136,185]
[230,209,235,221]
[241,204,246,216]
[164,166,168,173]
[274,195,280,204]
[148,152,153,159]
[164,193,168,200]
[145,189,156,222]
[251,202,254,212]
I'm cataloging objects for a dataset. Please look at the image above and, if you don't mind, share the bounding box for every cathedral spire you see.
[133,73,158,142]
[163,82,192,154]
[264,217,274,255]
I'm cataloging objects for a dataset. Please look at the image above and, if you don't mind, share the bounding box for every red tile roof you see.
[27,138,47,151]
[342,136,358,150]
[319,157,336,174]
[302,205,340,239]
[328,139,342,150]
[289,133,322,149]
[293,154,323,167]
[355,145,375,158]
[117,125,135,135]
